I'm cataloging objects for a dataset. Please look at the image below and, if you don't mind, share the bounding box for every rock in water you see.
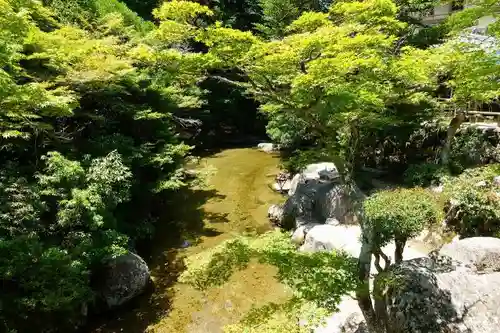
[268,204,284,226]
[272,162,364,228]
[99,252,150,309]
[288,162,340,196]
[257,142,280,153]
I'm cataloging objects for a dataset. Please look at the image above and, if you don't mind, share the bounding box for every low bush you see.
[449,127,500,173]
[442,164,500,238]
[445,185,500,238]
[403,163,450,187]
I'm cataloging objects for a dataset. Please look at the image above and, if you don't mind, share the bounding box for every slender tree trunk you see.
[440,111,465,165]
[394,238,406,265]
[373,275,390,333]
[357,239,385,333]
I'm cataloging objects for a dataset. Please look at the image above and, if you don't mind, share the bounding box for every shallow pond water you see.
[90,148,289,333]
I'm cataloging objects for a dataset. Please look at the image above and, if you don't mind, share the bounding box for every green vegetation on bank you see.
[1,0,500,332]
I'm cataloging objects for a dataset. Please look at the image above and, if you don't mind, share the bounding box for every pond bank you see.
[90,148,289,332]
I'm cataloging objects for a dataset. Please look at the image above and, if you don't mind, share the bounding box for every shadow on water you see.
[88,186,226,333]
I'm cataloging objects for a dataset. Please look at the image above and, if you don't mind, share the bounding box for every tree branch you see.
[210,75,251,89]
[378,249,391,271]
[374,252,384,273]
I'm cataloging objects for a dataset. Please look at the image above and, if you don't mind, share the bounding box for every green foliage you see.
[196,0,445,168]
[254,0,300,37]
[2,0,500,330]
[44,0,153,33]
[364,188,442,248]
[445,0,499,37]
[404,163,450,186]
[281,144,347,175]
[449,127,500,173]
[0,0,203,330]
[120,0,159,20]
[0,152,131,331]
[0,236,92,331]
[445,182,500,238]
[209,0,262,31]
[180,230,357,331]
[440,164,500,238]
[445,164,500,189]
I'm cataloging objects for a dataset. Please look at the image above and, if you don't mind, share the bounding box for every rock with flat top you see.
[439,237,500,272]
[300,224,427,260]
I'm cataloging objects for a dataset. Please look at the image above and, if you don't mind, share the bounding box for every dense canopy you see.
[1,0,499,332]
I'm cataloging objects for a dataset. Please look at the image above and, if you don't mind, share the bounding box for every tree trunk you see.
[373,275,390,333]
[440,111,465,165]
[394,238,406,265]
[356,239,385,333]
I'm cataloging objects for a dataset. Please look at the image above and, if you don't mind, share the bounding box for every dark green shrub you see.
[403,163,449,187]
[445,183,500,238]
[449,127,500,173]
[0,152,131,332]
[364,188,442,248]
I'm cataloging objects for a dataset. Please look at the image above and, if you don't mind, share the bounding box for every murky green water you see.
[91,148,289,333]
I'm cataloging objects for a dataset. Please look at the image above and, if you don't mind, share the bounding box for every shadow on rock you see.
[380,257,460,333]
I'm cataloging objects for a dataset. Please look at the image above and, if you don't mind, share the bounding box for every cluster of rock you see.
[268,162,364,229]
[267,161,500,333]
[315,238,500,333]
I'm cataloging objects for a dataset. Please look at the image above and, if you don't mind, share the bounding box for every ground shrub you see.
[403,163,450,187]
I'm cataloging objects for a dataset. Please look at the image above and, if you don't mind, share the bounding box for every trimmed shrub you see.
[364,188,442,248]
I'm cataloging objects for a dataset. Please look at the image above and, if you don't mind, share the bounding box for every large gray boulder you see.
[311,236,500,333]
[288,162,341,196]
[274,162,364,228]
[439,237,500,272]
[299,224,428,266]
[300,225,362,256]
[378,239,500,333]
[315,296,367,333]
[99,252,150,309]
